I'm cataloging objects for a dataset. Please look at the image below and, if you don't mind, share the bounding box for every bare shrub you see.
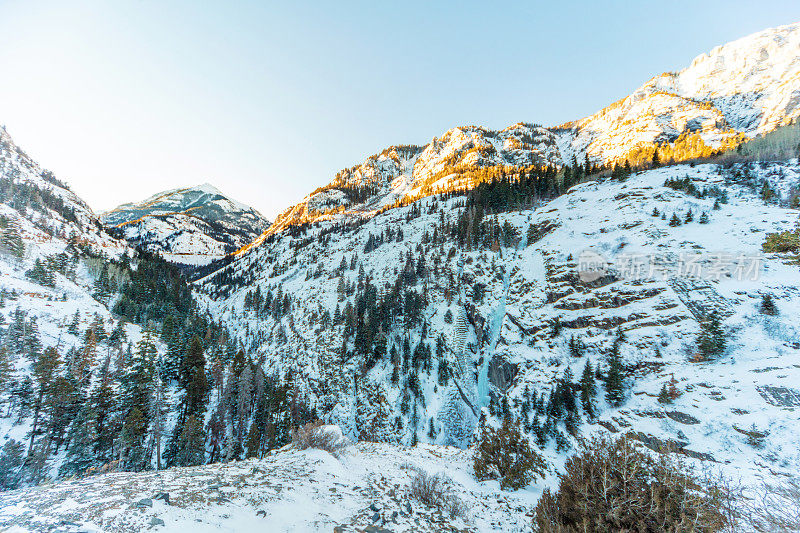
[746,477,800,532]
[534,434,734,532]
[408,469,468,519]
[291,420,349,457]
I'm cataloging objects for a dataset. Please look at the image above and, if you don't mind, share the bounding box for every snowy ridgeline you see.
[265,23,800,237]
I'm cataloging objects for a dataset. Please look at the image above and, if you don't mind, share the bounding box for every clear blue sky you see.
[0,1,798,218]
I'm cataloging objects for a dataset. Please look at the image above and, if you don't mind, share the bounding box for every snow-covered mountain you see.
[261,124,561,239]
[101,184,270,266]
[259,22,800,240]
[1,21,800,533]
[196,157,800,490]
[558,22,800,164]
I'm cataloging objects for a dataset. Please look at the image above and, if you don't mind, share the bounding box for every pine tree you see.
[120,406,148,471]
[0,440,24,490]
[668,213,682,227]
[651,207,659,217]
[180,335,209,422]
[88,377,116,464]
[0,347,15,398]
[67,311,80,336]
[175,414,206,466]
[579,359,597,418]
[684,209,694,223]
[605,342,625,407]
[59,403,97,477]
[119,330,157,470]
[698,211,709,224]
[0,219,24,259]
[760,294,778,315]
[30,346,61,451]
[697,316,726,360]
[658,383,672,404]
[568,335,585,357]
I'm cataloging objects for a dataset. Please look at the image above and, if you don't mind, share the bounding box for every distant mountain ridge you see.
[259,22,800,242]
[100,184,270,266]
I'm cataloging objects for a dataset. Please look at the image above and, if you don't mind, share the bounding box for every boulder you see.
[488,354,518,391]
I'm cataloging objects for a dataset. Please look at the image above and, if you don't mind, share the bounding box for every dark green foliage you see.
[658,384,672,404]
[760,294,778,315]
[0,440,24,490]
[696,316,726,360]
[579,360,597,418]
[112,250,196,325]
[443,309,453,324]
[567,335,585,358]
[473,416,547,490]
[605,339,625,408]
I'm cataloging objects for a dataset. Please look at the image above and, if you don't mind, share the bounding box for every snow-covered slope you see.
[197,159,800,494]
[0,127,161,481]
[559,22,800,163]
[0,441,540,532]
[101,184,270,266]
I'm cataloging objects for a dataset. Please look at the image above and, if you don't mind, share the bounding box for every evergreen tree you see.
[605,342,625,407]
[579,359,597,418]
[0,347,15,398]
[669,213,682,227]
[179,335,209,422]
[697,316,726,360]
[0,218,24,259]
[0,440,24,490]
[760,294,778,315]
[567,335,585,358]
[119,330,157,470]
[59,403,97,477]
[88,376,117,464]
[120,406,148,471]
[658,383,672,404]
[30,346,61,451]
[698,212,709,224]
[67,311,80,336]
[175,414,205,466]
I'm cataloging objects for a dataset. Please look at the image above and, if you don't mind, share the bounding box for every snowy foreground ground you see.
[0,442,539,532]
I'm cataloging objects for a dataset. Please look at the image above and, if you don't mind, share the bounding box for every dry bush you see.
[408,469,468,519]
[534,434,734,533]
[746,477,800,532]
[291,420,349,457]
[474,415,547,490]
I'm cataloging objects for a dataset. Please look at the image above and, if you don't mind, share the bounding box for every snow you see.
[99,183,270,266]
[0,441,542,532]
